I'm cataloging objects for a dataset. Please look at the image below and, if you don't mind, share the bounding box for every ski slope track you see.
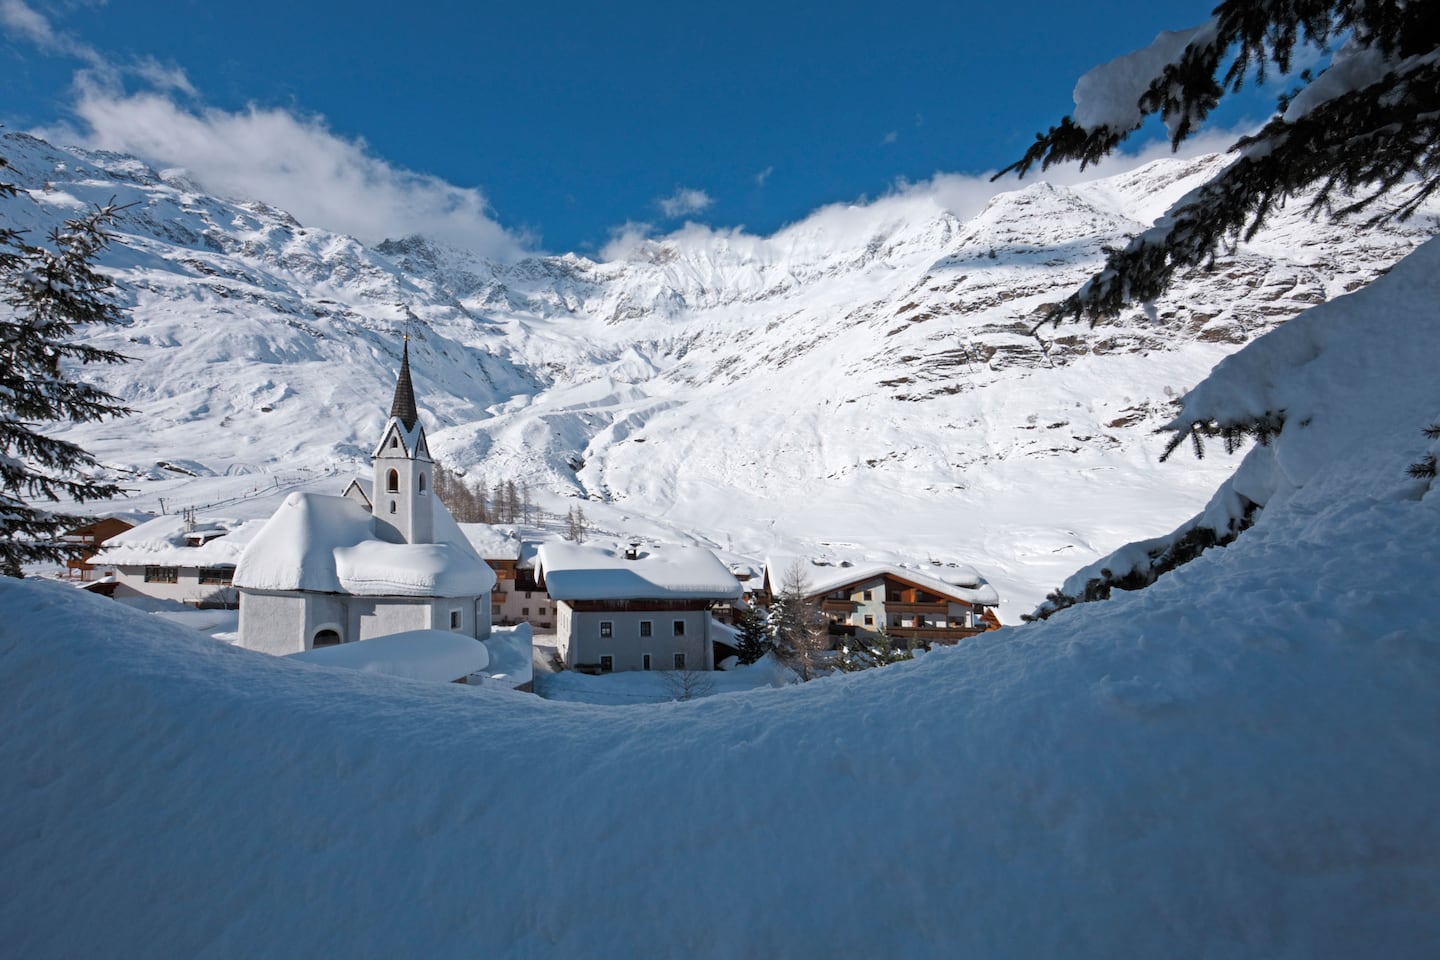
[3,129,1438,614]
[3,234,1440,955]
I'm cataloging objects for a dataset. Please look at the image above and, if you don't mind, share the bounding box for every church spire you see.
[389,336,418,431]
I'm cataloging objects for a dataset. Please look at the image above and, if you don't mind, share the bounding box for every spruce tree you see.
[1000,1,1440,329]
[734,605,771,665]
[1,156,131,576]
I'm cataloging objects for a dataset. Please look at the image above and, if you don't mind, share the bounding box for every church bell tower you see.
[371,337,434,544]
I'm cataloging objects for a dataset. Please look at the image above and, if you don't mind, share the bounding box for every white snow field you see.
[3,239,1439,956]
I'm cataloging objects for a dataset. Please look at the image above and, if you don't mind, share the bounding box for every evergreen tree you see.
[1000,1,1439,336]
[0,161,131,576]
[734,604,771,665]
[998,1,1440,462]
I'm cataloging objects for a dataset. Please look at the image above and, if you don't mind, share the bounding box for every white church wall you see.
[238,591,312,656]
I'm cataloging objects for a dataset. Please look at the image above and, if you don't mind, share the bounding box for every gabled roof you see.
[763,557,1000,607]
[371,418,430,461]
[234,492,496,598]
[94,515,265,568]
[536,541,742,602]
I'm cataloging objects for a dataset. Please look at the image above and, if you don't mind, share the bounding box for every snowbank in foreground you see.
[3,243,1440,956]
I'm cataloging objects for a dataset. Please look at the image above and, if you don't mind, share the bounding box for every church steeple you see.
[389,337,419,431]
[370,334,433,545]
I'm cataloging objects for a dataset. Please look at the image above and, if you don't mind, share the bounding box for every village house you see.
[762,559,1001,647]
[91,512,263,606]
[232,340,498,656]
[462,527,555,632]
[62,516,135,581]
[536,540,741,672]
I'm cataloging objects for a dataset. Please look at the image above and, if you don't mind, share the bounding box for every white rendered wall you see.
[565,609,713,672]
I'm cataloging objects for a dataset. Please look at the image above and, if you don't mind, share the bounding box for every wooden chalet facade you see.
[62,517,134,580]
[763,561,1001,649]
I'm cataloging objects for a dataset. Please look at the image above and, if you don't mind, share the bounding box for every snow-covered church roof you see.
[234,492,496,598]
[536,541,742,602]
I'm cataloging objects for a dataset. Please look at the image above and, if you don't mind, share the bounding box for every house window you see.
[525,591,532,599]
[522,607,530,616]
[198,566,233,585]
[539,606,547,615]
[449,609,462,630]
[673,653,686,669]
[491,605,501,616]
[599,655,613,673]
[863,590,873,601]
[386,469,399,493]
[418,473,428,495]
[863,614,874,626]
[673,620,685,637]
[600,620,613,638]
[640,620,652,638]
[144,566,178,583]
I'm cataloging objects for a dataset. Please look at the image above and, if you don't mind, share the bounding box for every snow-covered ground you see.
[4,237,1439,956]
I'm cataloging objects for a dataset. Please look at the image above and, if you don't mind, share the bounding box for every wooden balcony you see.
[885,601,948,615]
[821,597,857,613]
[887,625,985,646]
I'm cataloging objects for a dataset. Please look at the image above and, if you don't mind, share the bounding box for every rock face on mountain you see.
[4,130,1435,611]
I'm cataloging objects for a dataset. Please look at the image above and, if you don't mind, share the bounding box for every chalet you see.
[462,526,555,632]
[232,339,498,655]
[536,541,742,672]
[762,559,1001,648]
[92,514,263,607]
[62,516,135,581]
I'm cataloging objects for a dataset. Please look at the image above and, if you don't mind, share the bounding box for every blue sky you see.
[0,0,1281,259]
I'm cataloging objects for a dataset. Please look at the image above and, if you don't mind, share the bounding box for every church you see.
[233,340,496,655]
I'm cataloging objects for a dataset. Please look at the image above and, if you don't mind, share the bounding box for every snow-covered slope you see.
[4,237,1438,956]
[4,130,1436,613]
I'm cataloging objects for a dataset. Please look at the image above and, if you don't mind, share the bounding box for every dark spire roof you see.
[389,337,419,431]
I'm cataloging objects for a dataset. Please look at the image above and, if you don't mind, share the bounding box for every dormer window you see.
[386,469,399,493]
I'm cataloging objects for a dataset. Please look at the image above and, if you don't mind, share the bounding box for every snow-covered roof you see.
[458,523,521,561]
[94,514,265,568]
[234,492,496,598]
[764,556,1000,607]
[288,630,488,682]
[537,541,742,602]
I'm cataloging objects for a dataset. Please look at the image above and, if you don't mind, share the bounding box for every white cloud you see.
[598,220,655,261]
[656,187,713,219]
[0,0,101,65]
[43,77,529,260]
[881,130,898,145]
[755,165,774,187]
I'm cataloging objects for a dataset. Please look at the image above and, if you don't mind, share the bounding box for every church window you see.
[449,609,461,630]
[390,434,399,449]
[389,501,397,514]
[386,469,399,493]
[418,472,427,495]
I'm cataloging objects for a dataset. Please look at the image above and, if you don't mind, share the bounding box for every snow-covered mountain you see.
[4,130,1436,614]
